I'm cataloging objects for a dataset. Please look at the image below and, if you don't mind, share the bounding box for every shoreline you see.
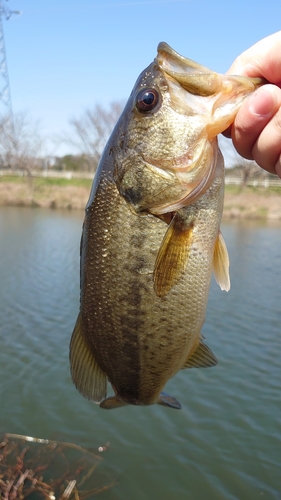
[0,180,281,220]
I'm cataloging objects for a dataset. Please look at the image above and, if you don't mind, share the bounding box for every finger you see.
[223,85,279,140]
[227,31,281,85]
[252,106,281,175]
[231,85,281,168]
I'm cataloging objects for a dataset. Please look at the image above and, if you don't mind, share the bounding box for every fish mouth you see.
[151,42,265,214]
[156,42,265,98]
[147,43,220,213]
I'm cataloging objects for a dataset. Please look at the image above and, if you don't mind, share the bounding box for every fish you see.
[69,43,263,410]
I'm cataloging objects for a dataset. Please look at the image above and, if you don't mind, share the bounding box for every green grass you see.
[0,175,93,188]
[1,175,280,195]
[0,175,26,184]
[224,185,243,195]
[225,184,281,196]
[34,177,93,188]
[256,207,268,217]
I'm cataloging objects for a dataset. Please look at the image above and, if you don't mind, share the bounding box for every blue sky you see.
[2,0,281,156]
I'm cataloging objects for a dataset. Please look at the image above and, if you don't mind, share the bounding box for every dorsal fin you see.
[69,313,107,403]
[182,339,217,369]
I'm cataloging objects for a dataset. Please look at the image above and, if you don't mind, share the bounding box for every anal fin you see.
[182,339,217,369]
[154,213,193,297]
[213,230,230,291]
[100,396,128,410]
[158,392,182,409]
[69,313,107,403]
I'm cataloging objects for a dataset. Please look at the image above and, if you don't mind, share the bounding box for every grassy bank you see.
[223,184,281,220]
[0,175,281,219]
[0,175,92,210]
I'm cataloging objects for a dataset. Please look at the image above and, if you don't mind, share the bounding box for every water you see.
[0,206,281,499]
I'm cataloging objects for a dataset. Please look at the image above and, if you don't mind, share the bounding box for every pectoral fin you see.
[154,214,193,297]
[69,313,107,403]
[213,231,230,292]
[182,339,217,369]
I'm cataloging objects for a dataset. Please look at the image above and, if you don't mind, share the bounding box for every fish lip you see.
[156,42,193,80]
[156,42,265,99]
[157,41,179,57]
[157,42,206,71]
[156,42,221,96]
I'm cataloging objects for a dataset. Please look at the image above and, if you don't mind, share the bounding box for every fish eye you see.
[135,88,159,113]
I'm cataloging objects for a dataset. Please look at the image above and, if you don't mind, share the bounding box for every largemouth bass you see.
[70,43,263,410]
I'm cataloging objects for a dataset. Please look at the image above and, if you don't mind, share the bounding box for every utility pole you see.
[0,1,21,122]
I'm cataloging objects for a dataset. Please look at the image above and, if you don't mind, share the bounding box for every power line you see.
[0,1,21,122]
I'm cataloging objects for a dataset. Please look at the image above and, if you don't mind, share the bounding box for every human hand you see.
[224,31,281,178]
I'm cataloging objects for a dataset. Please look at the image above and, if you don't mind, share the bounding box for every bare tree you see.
[0,112,44,176]
[219,135,263,186]
[67,101,124,172]
[237,157,263,186]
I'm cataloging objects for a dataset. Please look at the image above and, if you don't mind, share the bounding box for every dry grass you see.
[0,433,115,499]
[0,181,89,210]
[223,186,281,220]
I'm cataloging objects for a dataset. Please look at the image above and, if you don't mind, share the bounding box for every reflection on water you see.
[0,207,281,499]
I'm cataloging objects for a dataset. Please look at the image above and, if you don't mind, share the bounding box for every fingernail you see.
[249,86,277,117]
